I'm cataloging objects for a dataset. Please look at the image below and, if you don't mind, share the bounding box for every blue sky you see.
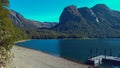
[9,0,120,22]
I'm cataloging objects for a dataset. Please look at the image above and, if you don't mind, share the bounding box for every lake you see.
[16,39,120,68]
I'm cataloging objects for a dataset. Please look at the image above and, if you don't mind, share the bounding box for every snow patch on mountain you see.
[90,9,99,22]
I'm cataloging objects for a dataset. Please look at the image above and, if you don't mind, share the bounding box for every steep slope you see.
[92,4,120,29]
[10,10,57,29]
[53,4,120,38]
[78,5,110,36]
[53,5,92,36]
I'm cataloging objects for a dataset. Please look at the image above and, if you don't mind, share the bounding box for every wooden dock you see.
[87,55,120,66]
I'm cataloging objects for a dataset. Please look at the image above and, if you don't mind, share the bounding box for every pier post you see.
[110,48,112,56]
[110,48,113,68]
[118,48,120,57]
[90,48,92,58]
[96,48,98,56]
[104,48,106,59]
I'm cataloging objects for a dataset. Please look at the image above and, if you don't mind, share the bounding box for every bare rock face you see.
[59,5,83,23]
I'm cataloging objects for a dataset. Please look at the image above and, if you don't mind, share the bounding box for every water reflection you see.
[58,39,120,63]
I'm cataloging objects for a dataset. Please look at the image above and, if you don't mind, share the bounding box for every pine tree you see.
[0,0,15,50]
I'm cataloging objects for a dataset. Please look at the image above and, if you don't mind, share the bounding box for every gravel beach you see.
[10,45,89,68]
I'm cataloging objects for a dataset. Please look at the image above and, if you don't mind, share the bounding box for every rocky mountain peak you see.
[92,4,110,12]
[59,5,84,23]
[63,5,80,15]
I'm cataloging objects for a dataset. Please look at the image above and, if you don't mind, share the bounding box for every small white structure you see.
[88,55,120,66]
[88,55,105,66]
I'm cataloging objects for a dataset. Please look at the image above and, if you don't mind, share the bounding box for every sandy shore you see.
[14,39,31,43]
[10,45,90,68]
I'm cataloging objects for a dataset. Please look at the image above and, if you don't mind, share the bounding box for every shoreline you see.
[14,39,31,43]
[14,39,87,65]
[10,45,90,68]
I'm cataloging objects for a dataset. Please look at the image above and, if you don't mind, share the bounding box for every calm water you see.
[16,39,120,68]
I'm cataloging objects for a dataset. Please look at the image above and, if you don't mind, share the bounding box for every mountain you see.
[53,5,93,36]
[10,10,57,29]
[53,4,120,38]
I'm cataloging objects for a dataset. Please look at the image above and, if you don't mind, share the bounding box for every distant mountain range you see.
[10,4,120,38]
[10,10,57,29]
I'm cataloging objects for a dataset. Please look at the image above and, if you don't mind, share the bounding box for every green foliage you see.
[23,28,87,39]
[0,0,28,49]
[0,0,16,50]
[14,28,28,41]
[25,29,58,39]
